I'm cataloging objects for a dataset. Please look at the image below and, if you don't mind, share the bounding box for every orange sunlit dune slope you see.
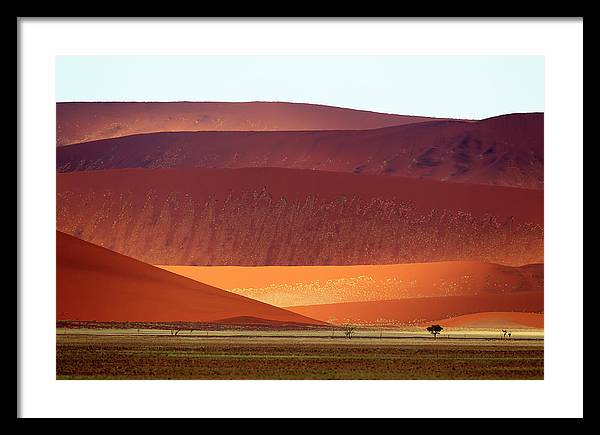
[159,262,543,307]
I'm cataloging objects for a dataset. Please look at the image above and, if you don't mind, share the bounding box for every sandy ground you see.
[56,331,543,380]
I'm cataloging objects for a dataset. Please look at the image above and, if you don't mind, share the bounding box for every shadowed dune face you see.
[57,113,543,189]
[56,230,325,325]
[158,263,544,307]
[57,167,543,267]
[56,101,446,146]
[433,312,544,329]
[286,292,543,326]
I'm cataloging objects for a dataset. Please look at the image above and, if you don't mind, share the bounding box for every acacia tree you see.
[328,317,337,338]
[426,324,443,339]
[343,324,356,339]
[375,318,386,339]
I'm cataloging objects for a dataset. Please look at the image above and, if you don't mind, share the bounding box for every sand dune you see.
[286,292,544,326]
[432,312,544,329]
[57,112,543,189]
[56,230,325,325]
[56,101,446,146]
[159,262,544,307]
[57,167,543,266]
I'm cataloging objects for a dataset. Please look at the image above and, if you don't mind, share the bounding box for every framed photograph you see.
[18,18,583,418]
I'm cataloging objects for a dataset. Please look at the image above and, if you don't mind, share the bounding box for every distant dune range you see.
[158,262,543,307]
[56,101,446,146]
[57,167,543,267]
[56,230,325,325]
[57,112,543,189]
[286,292,543,326]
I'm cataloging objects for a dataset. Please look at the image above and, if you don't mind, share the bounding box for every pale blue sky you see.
[56,56,544,119]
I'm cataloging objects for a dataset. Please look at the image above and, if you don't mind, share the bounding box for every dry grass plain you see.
[56,329,543,380]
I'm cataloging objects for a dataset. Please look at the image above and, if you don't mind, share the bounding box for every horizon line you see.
[55,100,544,122]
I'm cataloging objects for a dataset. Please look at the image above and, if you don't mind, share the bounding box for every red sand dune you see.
[56,230,325,325]
[57,167,543,267]
[56,101,446,146]
[432,312,544,329]
[159,262,544,307]
[286,292,544,326]
[57,112,543,189]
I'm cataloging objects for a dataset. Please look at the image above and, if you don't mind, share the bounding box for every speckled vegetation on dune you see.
[57,168,543,267]
[56,334,544,380]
